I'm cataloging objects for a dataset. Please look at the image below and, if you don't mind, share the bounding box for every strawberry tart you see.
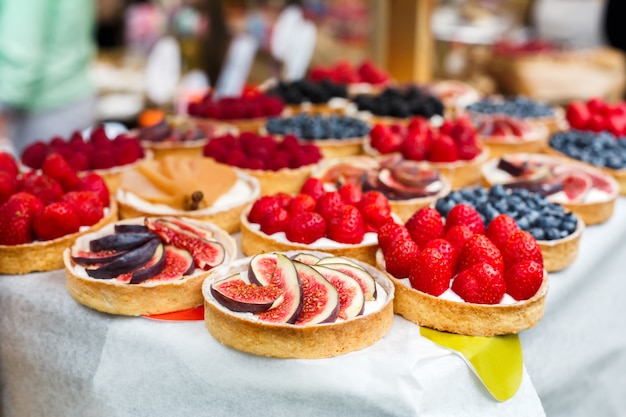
[202,132,322,196]
[311,155,451,222]
[376,206,548,336]
[203,251,394,358]
[0,152,117,274]
[472,114,550,158]
[116,156,260,234]
[364,116,489,189]
[481,153,619,225]
[64,216,236,316]
[240,181,395,265]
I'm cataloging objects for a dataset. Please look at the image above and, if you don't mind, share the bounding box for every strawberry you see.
[315,191,345,222]
[287,193,316,217]
[115,138,144,166]
[423,238,459,272]
[67,152,91,172]
[405,207,444,248]
[504,259,544,301]
[21,141,49,169]
[300,177,325,200]
[587,113,606,132]
[33,202,81,241]
[0,152,19,177]
[451,262,506,304]
[259,206,290,235]
[502,230,543,269]
[360,202,393,231]
[0,171,18,204]
[445,203,485,234]
[273,192,292,208]
[377,222,411,254]
[285,212,326,244]
[338,183,362,206]
[12,192,44,217]
[400,129,429,161]
[0,194,36,245]
[92,149,116,170]
[428,134,459,162]
[384,237,420,278]
[409,247,453,296]
[20,174,63,206]
[61,191,105,226]
[375,131,403,154]
[358,190,389,210]
[41,153,80,192]
[369,124,390,150]
[566,101,591,130]
[76,173,110,207]
[606,113,626,136]
[444,225,474,253]
[248,195,282,224]
[327,205,365,244]
[486,214,519,251]
[458,234,504,275]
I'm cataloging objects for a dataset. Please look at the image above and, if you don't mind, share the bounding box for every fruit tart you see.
[240,182,395,265]
[115,156,260,234]
[547,129,626,195]
[20,126,148,193]
[311,155,450,222]
[435,186,584,272]
[264,78,351,115]
[375,207,548,337]
[308,59,392,96]
[264,113,371,159]
[64,216,236,316]
[427,80,481,118]
[0,153,117,274]
[203,251,394,358]
[481,153,619,225]
[472,114,549,158]
[202,132,322,196]
[363,116,489,189]
[565,97,626,136]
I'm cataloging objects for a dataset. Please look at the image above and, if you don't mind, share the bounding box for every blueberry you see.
[516,216,530,230]
[490,184,508,198]
[528,227,545,240]
[545,228,561,240]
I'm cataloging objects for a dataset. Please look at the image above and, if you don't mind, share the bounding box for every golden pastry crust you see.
[192,116,266,134]
[64,217,237,316]
[538,216,584,272]
[376,251,548,337]
[0,202,119,275]
[202,252,395,358]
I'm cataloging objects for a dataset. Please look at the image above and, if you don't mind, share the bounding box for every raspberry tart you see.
[64,216,236,316]
[311,155,451,222]
[0,153,117,274]
[202,132,322,196]
[116,156,260,233]
[240,182,395,265]
[473,114,549,158]
[364,116,489,189]
[203,251,394,358]
[481,153,619,225]
[376,206,548,336]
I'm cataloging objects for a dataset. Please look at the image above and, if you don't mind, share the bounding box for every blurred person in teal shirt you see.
[0,0,97,155]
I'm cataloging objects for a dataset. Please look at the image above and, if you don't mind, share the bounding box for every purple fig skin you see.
[71,249,128,266]
[211,274,283,313]
[86,238,160,279]
[129,243,167,284]
[496,158,528,177]
[292,261,340,325]
[134,246,195,283]
[114,224,150,234]
[391,161,440,188]
[311,264,365,319]
[89,232,159,252]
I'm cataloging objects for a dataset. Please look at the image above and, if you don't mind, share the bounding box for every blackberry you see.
[353,86,444,118]
[268,79,348,105]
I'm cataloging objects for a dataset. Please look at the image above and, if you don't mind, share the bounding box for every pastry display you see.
[309,59,391,96]
[265,113,370,158]
[311,154,450,222]
[64,216,236,316]
[240,182,394,265]
[0,152,117,274]
[203,251,394,358]
[352,86,444,124]
[376,205,548,336]
[435,186,584,272]
[472,114,549,158]
[202,132,322,196]
[481,153,619,225]
[364,116,489,189]
[20,126,148,193]
[115,156,260,233]
[265,78,350,114]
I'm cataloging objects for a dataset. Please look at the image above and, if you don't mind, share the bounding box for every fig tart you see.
[64,216,236,316]
[116,156,260,234]
[203,251,394,358]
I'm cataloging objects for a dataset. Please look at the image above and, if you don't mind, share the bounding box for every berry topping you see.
[267,79,348,104]
[259,207,291,235]
[0,193,37,245]
[423,238,459,273]
[327,205,365,244]
[445,203,485,234]
[285,212,326,244]
[504,259,544,301]
[486,214,519,252]
[0,152,19,178]
[384,237,420,279]
[187,93,285,120]
[467,96,555,119]
[61,191,105,227]
[377,222,411,254]
[502,230,544,270]
[353,86,444,119]
[458,234,504,275]
[405,206,444,248]
[549,130,626,170]
[248,195,283,224]
[41,153,80,192]
[300,177,325,200]
[451,263,506,305]
[33,202,81,241]
[409,247,454,296]
[444,225,475,253]
[265,113,370,140]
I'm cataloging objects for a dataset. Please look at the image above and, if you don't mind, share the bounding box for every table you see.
[2,199,626,416]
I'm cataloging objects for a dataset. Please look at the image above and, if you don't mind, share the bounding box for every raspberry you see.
[76,173,110,207]
[502,230,543,270]
[67,152,91,171]
[451,262,506,305]
[0,194,36,245]
[248,195,282,224]
[300,177,325,200]
[458,234,504,275]
[41,153,80,192]
[338,183,362,206]
[114,138,144,166]
[409,247,453,296]
[285,212,326,244]
[90,126,111,148]
[384,237,420,278]
[444,225,475,253]
[33,202,80,241]
[428,134,459,162]
[377,222,411,254]
[287,194,316,217]
[0,152,19,177]
[423,238,459,273]
[21,141,49,169]
[61,191,105,226]
[259,207,290,235]
[445,204,485,234]
[504,259,544,301]
[486,214,519,252]
[315,191,345,222]
[327,205,365,244]
[92,149,116,170]
[405,206,444,248]
[20,174,63,206]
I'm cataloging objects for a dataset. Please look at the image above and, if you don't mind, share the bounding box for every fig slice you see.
[145,218,225,270]
[496,158,528,177]
[129,242,167,284]
[250,253,303,324]
[290,253,321,265]
[292,261,340,325]
[211,273,283,313]
[560,171,592,202]
[89,232,159,252]
[390,160,440,188]
[154,216,214,240]
[71,248,128,266]
[311,264,364,320]
[378,168,441,199]
[137,246,195,284]
[85,238,160,279]
[114,224,150,234]
[316,259,377,301]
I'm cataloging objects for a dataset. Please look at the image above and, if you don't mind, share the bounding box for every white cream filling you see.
[247,222,378,248]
